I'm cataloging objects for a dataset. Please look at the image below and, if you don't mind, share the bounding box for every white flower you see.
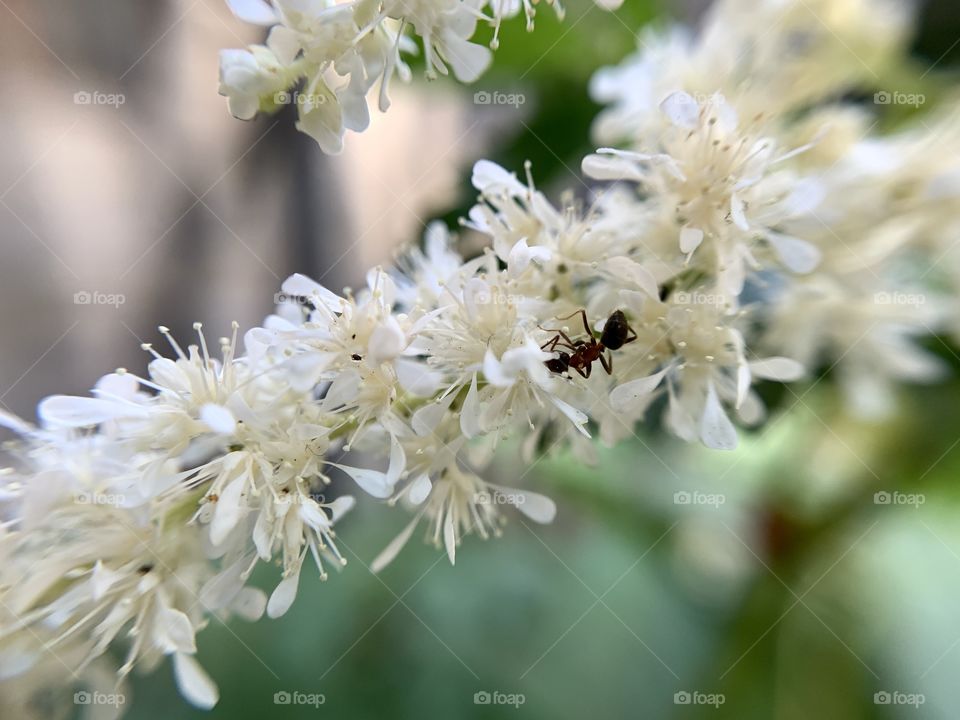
[219,0,620,149]
[0,498,223,707]
[386,0,492,82]
[763,275,946,419]
[588,0,913,146]
[392,221,465,309]
[218,46,292,121]
[583,92,823,298]
[34,323,289,482]
[371,462,555,570]
[604,298,803,450]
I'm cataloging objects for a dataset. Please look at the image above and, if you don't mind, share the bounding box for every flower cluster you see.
[4,0,960,716]
[587,0,959,417]
[219,0,616,152]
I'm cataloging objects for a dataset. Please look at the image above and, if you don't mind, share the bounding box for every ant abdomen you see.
[599,310,631,350]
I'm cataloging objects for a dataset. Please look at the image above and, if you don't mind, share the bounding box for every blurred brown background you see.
[0,0,506,422]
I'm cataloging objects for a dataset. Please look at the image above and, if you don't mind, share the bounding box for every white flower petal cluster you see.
[5,0,960,715]
[219,0,608,151]
[587,0,960,420]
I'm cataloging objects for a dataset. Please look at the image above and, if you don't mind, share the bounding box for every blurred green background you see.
[37,0,960,717]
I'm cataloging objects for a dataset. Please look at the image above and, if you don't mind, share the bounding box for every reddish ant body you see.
[540,309,637,378]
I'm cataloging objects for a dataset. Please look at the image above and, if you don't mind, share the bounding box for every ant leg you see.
[577,310,592,338]
[557,309,592,338]
[541,337,578,354]
[539,326,578,348]
[600,352,612,375]
[623,324,638,345]
[540,334,562,352]
[573,365,589,379]
[583,362,592,379]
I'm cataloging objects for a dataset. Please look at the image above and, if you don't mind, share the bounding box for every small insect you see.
[540,309,637,378]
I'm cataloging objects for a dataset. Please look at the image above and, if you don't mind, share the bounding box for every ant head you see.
[545,352,570,374]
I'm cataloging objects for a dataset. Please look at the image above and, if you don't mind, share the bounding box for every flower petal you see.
[158,606,197,654]
[226,0,278,25]
[281,273,343,311]
[443,513,457,565]
[700,381,738,450]
[37,395,146,428]
[395,358,442,397]
[200,403,236,435]
[327,495,356,522]
[267,574,299,619]
[329,463,393,499]
[549,396,591,437]
[371,517,419,573]
[413,392,456,436]
[231,588,267,621]
[210,476,247,546]
[369,317,406,363]
[408,474,432,505]
[610,369,667,413]
[513,489,556,523]
[460,375,483,439]
[601,257,659,298]
[472,160,526,195]
[749,357,805,382]
[660,91,699,130]
[679,226,704,254]
[441,33,492,83]
[173,653,219,710]
[730,193,749,231]
[765,231,822,274]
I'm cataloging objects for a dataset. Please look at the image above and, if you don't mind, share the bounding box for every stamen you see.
[158,326,186,360]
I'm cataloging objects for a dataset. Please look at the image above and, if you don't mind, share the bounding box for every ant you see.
[540,309,637,378]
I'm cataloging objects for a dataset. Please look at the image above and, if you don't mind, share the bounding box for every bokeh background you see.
[2,0,960,717]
